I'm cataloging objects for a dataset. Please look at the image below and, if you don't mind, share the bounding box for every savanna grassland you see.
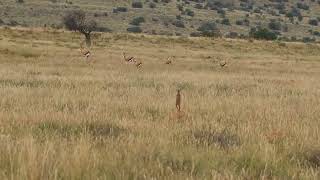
[0,27,320,179]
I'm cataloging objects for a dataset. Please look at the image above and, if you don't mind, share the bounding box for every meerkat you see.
[176,89,181,112]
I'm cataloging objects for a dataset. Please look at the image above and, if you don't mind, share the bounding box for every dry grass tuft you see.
[189,129,241,149]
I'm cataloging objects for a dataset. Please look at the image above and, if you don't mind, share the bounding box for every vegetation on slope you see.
[0,0,320,42]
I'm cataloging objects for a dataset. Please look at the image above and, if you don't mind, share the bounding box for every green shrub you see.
[221,18,231,25]
[127,26,142,33]
[184,9,195,17]
[113,7,128,13]
[149,2,156,8]
[250,27,278,40]
[130,16,145,26]
[197,22,221,37]
[173,20,185,28]
[268,19,282,31]
[309,19,318,26]
[132,1,143,8]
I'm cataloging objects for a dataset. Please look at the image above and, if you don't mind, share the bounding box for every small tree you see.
[63,10,97,47]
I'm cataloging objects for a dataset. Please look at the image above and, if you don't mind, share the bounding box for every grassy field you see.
[0,27,320,179]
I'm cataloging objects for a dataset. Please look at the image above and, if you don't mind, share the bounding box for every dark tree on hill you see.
[63,10,97,47]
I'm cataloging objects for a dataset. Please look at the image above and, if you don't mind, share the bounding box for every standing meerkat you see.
[176,89,181,112]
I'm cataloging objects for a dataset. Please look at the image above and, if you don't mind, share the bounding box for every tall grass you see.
[0,28,319,179]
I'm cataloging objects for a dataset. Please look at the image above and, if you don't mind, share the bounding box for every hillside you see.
[1,0,320,41]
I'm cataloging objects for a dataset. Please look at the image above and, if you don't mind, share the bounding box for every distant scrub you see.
[183,9,195,17]
[197,22,221,37]
[132,1,143,8]
[127,26,142,33]
[149,2,156,8]
[130,16,145,26]
[172,20,185,28]
[221,18,231,26]
[250,27,278,41]
[268,19,282,31]
[309,19,318,26]
[113,7,128,13]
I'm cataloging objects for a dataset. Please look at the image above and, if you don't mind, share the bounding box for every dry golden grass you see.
[0,27,320,179]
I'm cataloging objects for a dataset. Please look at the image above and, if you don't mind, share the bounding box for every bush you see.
[7,20,19,26]
[236,20,243,25]
[268,19,282,31]
[113,7,128,13]
[149,2,156,8]
[309,19,318,26]
[130,16,145,26]
[197,22,221,37]
[172,20,185,28]
[177,4,184,11]
[302,37,316,43]
[127,26,142,33]
[221,18,231,25]
[194,4,203,9]
[184,9,195,17]
[132,2,143,8]
[95,26,112,32]
[250,27,278,40]
[226,32,238,39]
[217,9,226,17]
[296,3,309,10]
[286,8,301,17]
[313,31,320,36]
[190,32,202,37]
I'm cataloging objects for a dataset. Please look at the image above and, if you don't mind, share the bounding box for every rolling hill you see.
[1,0,320,42]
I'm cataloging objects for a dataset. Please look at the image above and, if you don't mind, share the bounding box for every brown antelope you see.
[165,57,172,64]
[122,52,136,63]
[79,41,91,59]
[80,48,91,59]
[219,61,227,68]
[136,61,143,68]
[176,89,181,112]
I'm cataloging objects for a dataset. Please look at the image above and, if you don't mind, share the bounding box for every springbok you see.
[176,89,181,112]
[219,61,227,68]
[80,48,91,59]
[136,61,143,68]
[122,52,136,63]
[165,57,172,64]
[79,42,91,59]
